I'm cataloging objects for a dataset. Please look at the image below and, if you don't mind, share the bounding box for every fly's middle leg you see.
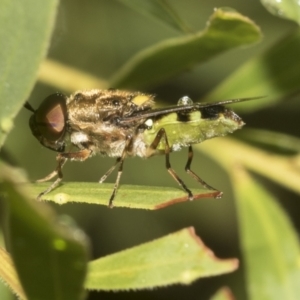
[102,137,133,208]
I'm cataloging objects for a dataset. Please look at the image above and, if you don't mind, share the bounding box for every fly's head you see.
[27,93,68,152]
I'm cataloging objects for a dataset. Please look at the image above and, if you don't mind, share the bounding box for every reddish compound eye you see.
[29,93,67,151]
[35,94,66,141]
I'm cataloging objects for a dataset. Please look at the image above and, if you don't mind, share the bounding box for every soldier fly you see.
[25,89,258,207]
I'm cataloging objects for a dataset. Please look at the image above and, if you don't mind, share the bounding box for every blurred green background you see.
[2,0,300,299]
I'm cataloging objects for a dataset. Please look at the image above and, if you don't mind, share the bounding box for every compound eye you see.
[35,93,67,141]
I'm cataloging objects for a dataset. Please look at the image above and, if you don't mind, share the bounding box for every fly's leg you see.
[185,145,223,198]
[150,128,193,200]
[36,157,67,183]
[36,155,67,200]
[36,149,92,200]
[108,156,125,208]
[99,157,121,183]
[105,138,132,208]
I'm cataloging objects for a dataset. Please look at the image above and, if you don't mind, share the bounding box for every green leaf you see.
[0,163,89,300]
[85,227,238,290]
[203,30,300,112]
[110,8,262,89]
[0,281,13,300]
[235,128,300,155]
[0,0,58,147]
[30,182,220,209]
[0,247,26,300]
[233,168,300,300]
[38,59,109,93]
[198,138,300,197]
[261,0,300,25]
[118,0,193,33]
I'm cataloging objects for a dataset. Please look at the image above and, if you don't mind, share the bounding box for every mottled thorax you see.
[67,89,154,125]
[66,89,155,157]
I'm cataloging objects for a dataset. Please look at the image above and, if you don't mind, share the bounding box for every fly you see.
[24,89,260,207]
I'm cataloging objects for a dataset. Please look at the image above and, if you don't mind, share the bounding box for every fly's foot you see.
[108,193,115,208]
[188,191,194,201]
[214,191,223,199]
[37,191,44,201]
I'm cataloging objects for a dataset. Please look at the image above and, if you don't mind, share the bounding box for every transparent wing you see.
[118,96,264,124]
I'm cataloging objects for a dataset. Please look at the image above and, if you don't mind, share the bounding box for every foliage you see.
[1,1,300,299]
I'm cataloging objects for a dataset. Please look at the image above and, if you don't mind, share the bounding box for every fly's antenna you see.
[24,101,35,113]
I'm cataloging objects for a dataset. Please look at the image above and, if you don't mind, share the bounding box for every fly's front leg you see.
[150,128,193,200]
[37,149,92,200]
[36,155,67,200]
[106,138,133,208]
[185,145,223,198]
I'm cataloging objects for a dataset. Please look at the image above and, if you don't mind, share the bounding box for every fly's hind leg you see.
[37,149,92,200]
[185,145,223,198]
[150,128,194,200]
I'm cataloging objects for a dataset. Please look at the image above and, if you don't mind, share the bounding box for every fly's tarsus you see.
[36,155,67,200]
[185,145,220,193]
[108,161,124,208]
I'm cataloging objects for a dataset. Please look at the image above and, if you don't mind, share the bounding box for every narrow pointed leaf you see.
[0,247,26,300]
[118,0,192,33]
[110,8,261,89]
[235,128,300,155]
[198,138,300,196]
[0,0,58,147]
[86,227,238,290]
[261,0,300,25]
[38,59,109,93]
[0,163,89,300]
[233,168,300,300]
[0,281,13,300]
[203,30,300,112]
[30,182,219,209]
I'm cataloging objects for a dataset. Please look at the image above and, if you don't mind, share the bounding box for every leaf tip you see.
[154,190,221,209]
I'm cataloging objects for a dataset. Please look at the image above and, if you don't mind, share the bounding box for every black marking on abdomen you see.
[177,112,191,122]
[200,105,225,119]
